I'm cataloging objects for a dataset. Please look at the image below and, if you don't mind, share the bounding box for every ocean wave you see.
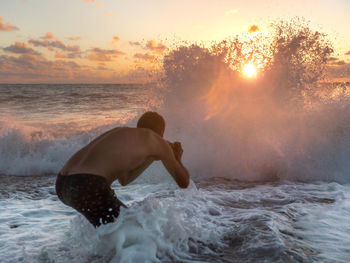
[2,19,350,183]
[157,19,350,183]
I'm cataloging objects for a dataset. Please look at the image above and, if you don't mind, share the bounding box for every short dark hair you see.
[137,111,165,135]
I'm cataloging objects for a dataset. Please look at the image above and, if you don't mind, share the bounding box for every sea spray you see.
[158,19,350,183]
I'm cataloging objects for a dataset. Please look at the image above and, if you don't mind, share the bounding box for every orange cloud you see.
[145,40,167,54]
[29,38,80,53]
[97,62,111,71]
[327,57,347,66]
[327,60,350,80]
[54,51,68,59]
[0,17,19,32]
[328,57,339,61]
[331,60,346,66]
[0,53,81,82]
[248,25,260,33]
[3,42,41,56]
[134,52,155,61]
[87,47,124,62]
[111,36,120,44]
[28,36,82,59]
[67,36,82,41]
[42,32,55,40]
[129,41,141,46]
[0,52,156,83]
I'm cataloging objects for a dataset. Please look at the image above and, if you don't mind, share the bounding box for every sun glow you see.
[242,63,257,78]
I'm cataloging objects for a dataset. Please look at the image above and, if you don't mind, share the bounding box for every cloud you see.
[226,9,239,15]
[29,38,80,53]
[54,51,68,59]
[327,57,346,66]
[112,36,120,43]
[248,25,260,33]
[28,35,82,58]
[108,36,121,46]
[67,36,82,41]
[41,32,55,40]
[0,16,19,32]
[3,42,41,56]
[134,52,155,61]
[0,54,82,82]
[0,52,156,83]
[328,57,339,62]
[332,60,346,66]
[345,51,350,56]
[145,40,167,54]
[97,62,111,71]
[327,61,350,80]
[54,51,79,59]
[129,41,141,46]
[87,47,124,61]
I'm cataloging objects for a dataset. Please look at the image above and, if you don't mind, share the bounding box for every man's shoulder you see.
[108,127,162,141]
[135,127,163,142]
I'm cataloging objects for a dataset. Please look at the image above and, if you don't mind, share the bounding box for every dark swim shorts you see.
[55,173,127,227]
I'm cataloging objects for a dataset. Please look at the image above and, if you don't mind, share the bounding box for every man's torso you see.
[59,127,158,185]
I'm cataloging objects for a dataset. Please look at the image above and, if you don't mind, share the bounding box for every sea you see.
[0,81,350,263]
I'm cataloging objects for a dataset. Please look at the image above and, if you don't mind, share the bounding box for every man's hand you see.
[168,141,183,161]
[160,139,189,188]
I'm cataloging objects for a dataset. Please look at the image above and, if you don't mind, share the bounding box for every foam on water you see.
[1,175,350,263]
[0,119,89,175]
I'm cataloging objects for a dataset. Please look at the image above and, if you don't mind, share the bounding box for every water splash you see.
[158,18,350,182]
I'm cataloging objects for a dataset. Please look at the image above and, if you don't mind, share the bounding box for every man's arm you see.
[118,158,154,186]
[155,138,190,188]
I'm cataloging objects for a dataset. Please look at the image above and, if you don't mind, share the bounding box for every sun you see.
[242,63,257,78]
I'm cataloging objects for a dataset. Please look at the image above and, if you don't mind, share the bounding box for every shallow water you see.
[1,175,350,263]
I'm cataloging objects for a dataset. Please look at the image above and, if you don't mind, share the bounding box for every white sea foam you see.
[1,176,350,262]
[0,121,87,176]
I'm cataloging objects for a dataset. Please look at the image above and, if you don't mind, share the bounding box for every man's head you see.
[137,111,165,136]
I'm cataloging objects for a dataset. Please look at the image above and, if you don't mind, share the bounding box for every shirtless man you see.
[55,112,190,227]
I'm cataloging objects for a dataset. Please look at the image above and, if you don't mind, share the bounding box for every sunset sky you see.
[0,0,349,83]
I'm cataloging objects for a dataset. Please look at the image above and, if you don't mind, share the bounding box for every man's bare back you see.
[59,126,189,187]
[56,112,190,227]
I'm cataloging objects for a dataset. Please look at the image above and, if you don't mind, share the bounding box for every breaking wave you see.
[1,19,350,183]
[158,19,350,183]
